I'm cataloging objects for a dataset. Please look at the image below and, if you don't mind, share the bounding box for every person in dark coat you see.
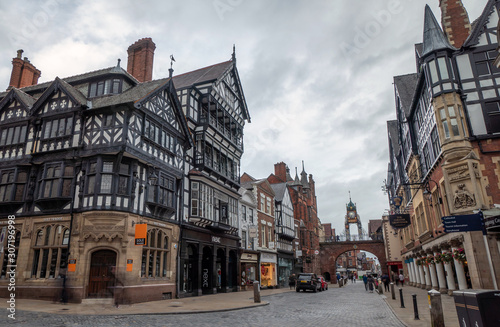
[381,273,390,292]
[288,274,296,290]
[367,275,375,293]
[363,274,368,291]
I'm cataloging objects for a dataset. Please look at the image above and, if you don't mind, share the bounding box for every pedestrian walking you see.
[363,274,368,291]
[367,275,375,293]
[381,273,390,292]
[399,273,405,286]
[288,274,296,290]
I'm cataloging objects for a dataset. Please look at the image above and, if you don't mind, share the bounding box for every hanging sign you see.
[68,259,76,272]
[135,223,147,245]
[389,214,411,228]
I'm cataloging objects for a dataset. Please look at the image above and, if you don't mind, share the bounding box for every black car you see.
[296,273,320,292]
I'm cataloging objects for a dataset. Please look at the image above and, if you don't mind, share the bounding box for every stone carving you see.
[453,184,476,209]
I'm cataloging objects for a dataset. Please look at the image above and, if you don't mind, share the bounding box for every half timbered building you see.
[0,37,250,303]
[386,1,500,294]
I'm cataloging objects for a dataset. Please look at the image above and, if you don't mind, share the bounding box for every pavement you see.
[1,283,461,326]
[378,283,460,327]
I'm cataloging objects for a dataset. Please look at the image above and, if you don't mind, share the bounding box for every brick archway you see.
[319,240,387,283]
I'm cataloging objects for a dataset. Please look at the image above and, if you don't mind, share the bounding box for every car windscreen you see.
[298,275,312,281]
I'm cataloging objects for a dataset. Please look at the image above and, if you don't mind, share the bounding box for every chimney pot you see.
[439,0,471,48]
[17,49,23,59]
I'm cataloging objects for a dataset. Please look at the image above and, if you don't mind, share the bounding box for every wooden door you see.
[87,250,116,298]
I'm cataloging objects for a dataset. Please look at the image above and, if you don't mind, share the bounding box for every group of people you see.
[362,272,405,293]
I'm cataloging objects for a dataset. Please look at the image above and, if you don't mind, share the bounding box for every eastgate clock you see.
[348,211,355,219]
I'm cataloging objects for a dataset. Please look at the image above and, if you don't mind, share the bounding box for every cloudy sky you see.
[0,0,485,234]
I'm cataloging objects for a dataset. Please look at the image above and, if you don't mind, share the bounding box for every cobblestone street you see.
[2,282,404,327]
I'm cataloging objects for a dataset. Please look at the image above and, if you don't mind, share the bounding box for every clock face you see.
[348,211,355,219]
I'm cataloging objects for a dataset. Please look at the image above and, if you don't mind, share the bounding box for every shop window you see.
[31,225,69,279]
[141,229,170,278]
[0,230,20,278]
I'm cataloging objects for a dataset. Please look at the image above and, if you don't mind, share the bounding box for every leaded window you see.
[141,229,170,278]
[0,169,27,202]
[88,78,122,98]
[31,225,69,279]
[38,163,73,199]
[0,229,20,278]
[0,124,27,146]
[42,116,73,139]
[148,173,174,207]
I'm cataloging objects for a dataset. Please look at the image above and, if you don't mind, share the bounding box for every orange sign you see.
[68,259,76,272]
[135,224,147,245]
[126,259,133,272]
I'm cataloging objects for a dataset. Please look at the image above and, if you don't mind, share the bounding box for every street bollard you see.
[428,289,444,327]
[390,282,396,300]
[412,294,419,320]
[399,288,405,308]
[253,281,261,303]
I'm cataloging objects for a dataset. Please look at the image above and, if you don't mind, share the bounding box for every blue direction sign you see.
[441,213,484,233]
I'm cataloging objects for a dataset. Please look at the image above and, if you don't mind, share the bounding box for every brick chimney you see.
[274,162,287,182]
[439,0,471,48]
[127,38,156,83]
[8,49,41,90]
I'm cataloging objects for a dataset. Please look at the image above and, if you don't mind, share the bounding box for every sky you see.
[0,0,485,235]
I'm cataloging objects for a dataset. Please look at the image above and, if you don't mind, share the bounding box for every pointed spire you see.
[232,44,236,63]
[111,59,122,73]
[423,5,455,56]
[300,160,309,189]
[293,167,301,186]
[285,165,293,182]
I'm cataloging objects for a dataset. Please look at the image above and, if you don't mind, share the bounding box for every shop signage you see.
[202,268,209,288]
[389,214,411,228]
[314,250,319,255]
[485,215,500,233]
[212,236,221,243]
[135,223,147,245]
[126,259,133,272]
[248,226,258,238]
[441,214,483,233]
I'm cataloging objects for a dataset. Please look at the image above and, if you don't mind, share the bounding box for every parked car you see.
[296,273,320,292]
[317,276,328,291]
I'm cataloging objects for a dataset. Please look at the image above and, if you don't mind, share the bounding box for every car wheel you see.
[296,288,300,292]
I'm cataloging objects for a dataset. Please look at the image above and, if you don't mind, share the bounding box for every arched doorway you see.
[323,272,331,282]
[88,249,117,298]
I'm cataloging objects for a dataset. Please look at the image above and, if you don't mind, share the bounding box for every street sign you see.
[441,214,483,233]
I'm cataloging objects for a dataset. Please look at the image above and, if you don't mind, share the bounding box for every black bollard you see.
[412,294,419,320]
[399,288,405,308]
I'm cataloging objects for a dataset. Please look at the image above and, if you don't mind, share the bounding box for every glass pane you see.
[54,166,62,177]
[44,121,51,139]
[156,253,160,277]
[163,252,168,277]
[64,166,74,176]
[451,118,460,136]
[17,171,27,183]
[62,179,71,197]
[443,121,450,139]
[447,106,456,117]
[100,174,112,193]
[103,162,113,173]
[62,229,69,245]
[119,163,129,175]
[40,249,49,278]
[32,249,40,277]
[141,250,147,277]
[65,117,73,135]
[0,129,7,146]
[439,108,446,120]
[59,248,68,270]
[476,62,490,76]
[429,60,439,83]
[118,176,128,194]
[90,83,97,97]
[49,249,58,278]
[87,176,95,194]
[43,180,52,198]
[437,57,449,79]
[36,230,44,245]
[50,120,58,138]
[13,126,20,144]
[14,184,24,201]
[51,180,60,197]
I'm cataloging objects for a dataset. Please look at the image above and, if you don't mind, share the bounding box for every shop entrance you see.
[228,250,237,290]
[183,244,198,294]
[216,248,226,292]
[87,250,116,298]
[202,246,213,294]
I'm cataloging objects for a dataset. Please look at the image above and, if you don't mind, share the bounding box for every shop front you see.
[277,252,294,288]
[260,251,277,288]
[386,261,403,281]
[179,226,239,297]
[240,250,259,291]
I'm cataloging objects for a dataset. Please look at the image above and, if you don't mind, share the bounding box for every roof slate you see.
[393,73,418,118]
[270,183,287,202]
[422,5,455,56]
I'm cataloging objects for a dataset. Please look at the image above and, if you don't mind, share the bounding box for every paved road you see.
[3,282,404,327]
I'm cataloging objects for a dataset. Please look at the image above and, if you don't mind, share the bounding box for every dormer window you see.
[88,78,122,98]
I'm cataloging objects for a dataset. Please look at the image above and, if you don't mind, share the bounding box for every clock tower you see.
[345,192,363,240]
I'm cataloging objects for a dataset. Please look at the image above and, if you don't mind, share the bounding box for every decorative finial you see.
[232,44,236,61]
[169,54,175,78]
[116,59,121,68]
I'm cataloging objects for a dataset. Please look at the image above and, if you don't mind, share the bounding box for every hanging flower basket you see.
[453,248,467,263]
[441,252,453,263]
[434,254,443,264]
[416,258,422,266]
[426,255,435,265]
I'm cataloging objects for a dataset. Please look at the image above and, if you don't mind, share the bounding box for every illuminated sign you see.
[135,223,147,245]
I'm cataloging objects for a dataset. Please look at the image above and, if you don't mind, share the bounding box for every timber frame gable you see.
[462,0,499,48]
[134,78,194,150]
